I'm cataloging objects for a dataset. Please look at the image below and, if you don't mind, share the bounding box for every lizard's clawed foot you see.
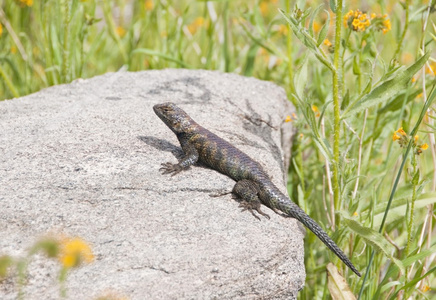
[239,201,270,221]
[159,162,184,176]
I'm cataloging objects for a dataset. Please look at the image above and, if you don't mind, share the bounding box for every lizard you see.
[153,102,361,277]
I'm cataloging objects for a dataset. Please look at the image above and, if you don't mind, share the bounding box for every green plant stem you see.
[62,0,71,83]
[0,64,20,98]
[59,267,68,298]
[16,259,28,300]
[222,1,230,72]
[285,0,294,97]
[332,0,343,222]
[405,152,418,280]
[393,0,410,59]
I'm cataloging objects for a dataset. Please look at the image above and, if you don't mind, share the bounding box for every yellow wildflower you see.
[17,0,33,6]
[187,17,205,35]
[258,48,267,56]
[313,21,321,33]
[258,47,269,64]
[312,105,321,117]
[426,62,436,75]
[59,237,94,268]
[344,10,371,32]
[324,38,334,53]
[11,46,17,54]
[323,39,332,47]
[299,133,304,139]
[421,285,431,292]
[393,127,428,154]
[277,24,288,35]
[116,26,126,37]
[259,1,269,16]
[0,23,2,37]
[371,13,391,34]
[402,52,414,64]
[397,127,407,136]
[145,0,153,11]
[285,113,297,123]
[353,212,358,216]
[232,17,242,26]
[393,127,408,147]
[382,18,391,34]
[416,142,428,155]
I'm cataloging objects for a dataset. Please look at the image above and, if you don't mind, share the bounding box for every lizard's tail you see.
[282,201,361,277]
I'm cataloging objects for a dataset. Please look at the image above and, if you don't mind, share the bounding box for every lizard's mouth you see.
[153,104,168,119]
[152,103,163,114]
[153,103,175,128]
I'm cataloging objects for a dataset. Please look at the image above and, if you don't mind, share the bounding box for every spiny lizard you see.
[153,102,361,277]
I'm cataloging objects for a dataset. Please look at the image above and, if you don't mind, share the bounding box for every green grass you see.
[1,0,435,299]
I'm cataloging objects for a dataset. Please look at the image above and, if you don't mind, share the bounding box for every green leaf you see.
[329,0,336,13]
[279,9,334,70]
[342,52,430,119]
[243,45,259,76]
[297,184,307,212]
[378,88,423,113]
[0,64,20,98]
[309,4,324,37]
[341,213,405,274]
[352,56,362,75]
[292,159,304,183]
[316,10,330,47]
[372,192,436,227]
[279,9,317,51]
[294,55,309,100]
[340,89,350,110]
[293,95,333,162]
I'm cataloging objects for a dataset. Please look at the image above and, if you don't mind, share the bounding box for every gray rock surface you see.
[0,69,303,299]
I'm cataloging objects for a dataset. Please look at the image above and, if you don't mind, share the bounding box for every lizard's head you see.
[153,102,196,134]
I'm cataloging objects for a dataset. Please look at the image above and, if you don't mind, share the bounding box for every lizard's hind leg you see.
[232,179,270,220]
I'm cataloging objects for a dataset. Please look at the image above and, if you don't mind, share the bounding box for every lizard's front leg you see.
[232,179,270,220]
[160,143,199,176]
